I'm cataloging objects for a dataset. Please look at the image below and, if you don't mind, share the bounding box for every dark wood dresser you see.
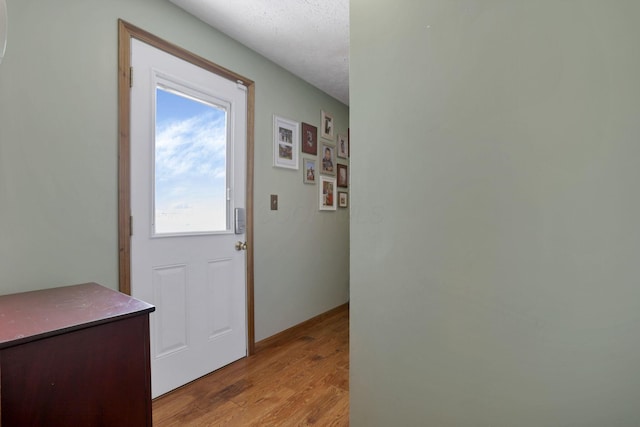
[0,282,155,426]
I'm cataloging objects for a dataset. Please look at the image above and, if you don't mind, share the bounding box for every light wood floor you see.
[152,304,349,426]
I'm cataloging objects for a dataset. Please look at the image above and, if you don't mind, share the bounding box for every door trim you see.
[117,20,255,355]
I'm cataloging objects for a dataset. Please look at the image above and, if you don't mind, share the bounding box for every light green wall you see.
[350,1,640,426]
[0,0,349,341]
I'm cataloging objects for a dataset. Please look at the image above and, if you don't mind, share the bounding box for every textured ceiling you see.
[170,0,350,105]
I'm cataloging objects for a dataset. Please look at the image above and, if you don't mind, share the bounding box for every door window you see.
[154,83,230,235]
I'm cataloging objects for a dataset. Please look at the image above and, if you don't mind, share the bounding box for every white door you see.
[130,39,247,398]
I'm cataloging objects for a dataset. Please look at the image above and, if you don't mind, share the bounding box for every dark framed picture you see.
[301,122,318,155]
[337,134,349,158]
[320,143,336,175]
[337,164,348,187]
[338,191,348,208]
[303,157,316,184]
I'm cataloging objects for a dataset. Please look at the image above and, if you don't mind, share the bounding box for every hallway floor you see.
[152,304,349,426]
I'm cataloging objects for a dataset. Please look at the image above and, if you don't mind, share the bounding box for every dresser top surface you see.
[0,282,154,348]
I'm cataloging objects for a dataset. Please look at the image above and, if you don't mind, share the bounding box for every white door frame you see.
[117,20,256,356]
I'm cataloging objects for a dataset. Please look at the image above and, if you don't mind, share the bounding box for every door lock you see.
[235,241,247,251]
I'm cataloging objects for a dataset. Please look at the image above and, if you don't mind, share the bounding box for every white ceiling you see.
[170,0,350,105]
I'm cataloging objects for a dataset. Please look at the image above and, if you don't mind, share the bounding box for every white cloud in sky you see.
[155,112,227,181]
[171,201,193,210]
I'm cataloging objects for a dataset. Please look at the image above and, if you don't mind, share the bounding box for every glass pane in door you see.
[154,86,228,234]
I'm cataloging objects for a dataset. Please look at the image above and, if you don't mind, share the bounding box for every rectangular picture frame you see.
[337,133,349,158]
[319,175,337,211]
[273,115,299,169]
[320,109,334,140]
[320,143,336,176]
[303,157,317,184]
[301,122,318,155]
[338,191,348,208]
[337,163,348,188]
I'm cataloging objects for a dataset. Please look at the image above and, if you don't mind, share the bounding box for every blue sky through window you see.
[154,87,228,233]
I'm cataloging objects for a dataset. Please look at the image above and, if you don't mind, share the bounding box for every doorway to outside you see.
[117,21,255,398]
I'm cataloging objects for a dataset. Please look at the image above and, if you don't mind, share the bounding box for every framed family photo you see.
[320,143,336,175]
[319,175,337,211]
[301,122,318,155]
[303,157,317,184]
[338,191,348,208]
[337,134,349,158]
[337,164,348,187]
[273,115,299,169]
[320,110,334,140]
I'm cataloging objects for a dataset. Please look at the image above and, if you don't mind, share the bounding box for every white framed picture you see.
[319,175,337,211]
[273,115,299,169]
[320,109,334,140]
[320,143,336,176]
[338,191,348,208]
[337,133,349,158]
[303,157,317,184]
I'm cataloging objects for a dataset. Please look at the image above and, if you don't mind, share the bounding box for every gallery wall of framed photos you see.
[273,109,349,212]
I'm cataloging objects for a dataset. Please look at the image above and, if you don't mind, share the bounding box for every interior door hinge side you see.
[129,215,133,236]
[129,66,133,88]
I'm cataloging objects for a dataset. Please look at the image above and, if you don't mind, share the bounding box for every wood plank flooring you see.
[152,304,349,426]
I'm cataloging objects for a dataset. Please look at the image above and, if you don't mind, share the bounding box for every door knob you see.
[235,241,247,251]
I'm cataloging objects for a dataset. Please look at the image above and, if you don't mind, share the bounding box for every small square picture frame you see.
[320,143,336,175]
[273,115,299,169]
[337,164,348,188]
[303,157,317,184]
[337,133,349,158]
[321,110,334,140]
[301,122,318,155]
[319,175,337,211]
[338,191,348,208]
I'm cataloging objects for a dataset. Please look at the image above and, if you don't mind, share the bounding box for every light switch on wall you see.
[270,194,278,210]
